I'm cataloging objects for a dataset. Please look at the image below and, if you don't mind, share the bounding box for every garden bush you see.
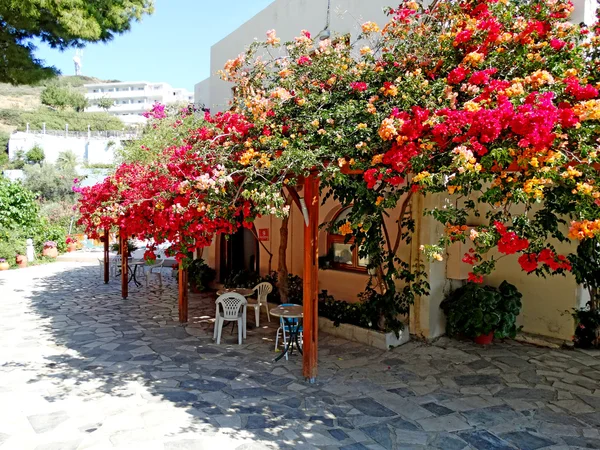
[0,227,28,266]
[25,145,45,164]
[32,220,67,254]
[39,200,79,231]
[440,281,523,340]
[0,177,40,233]
[319,290,380,331]
[188,259,217,291]
[23,163,77,202]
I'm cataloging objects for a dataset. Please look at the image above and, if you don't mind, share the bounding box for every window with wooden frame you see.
[327,207,369,273]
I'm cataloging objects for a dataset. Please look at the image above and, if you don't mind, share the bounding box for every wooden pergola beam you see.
[120,232,128,299]
[103,228,109,284]
[178,266,188,323]
[302,174,319,382]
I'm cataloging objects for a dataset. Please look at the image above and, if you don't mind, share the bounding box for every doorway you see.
[219,228,259,282]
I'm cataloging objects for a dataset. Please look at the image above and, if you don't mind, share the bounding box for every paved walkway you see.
[1,263,599,450]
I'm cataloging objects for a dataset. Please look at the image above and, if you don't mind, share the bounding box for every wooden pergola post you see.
[103,228,109,284]
[178,266,188,323]
[302,174,319,382]
[120,231,128,299]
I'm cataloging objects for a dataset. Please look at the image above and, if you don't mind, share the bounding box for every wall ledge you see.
[318,317,410,350]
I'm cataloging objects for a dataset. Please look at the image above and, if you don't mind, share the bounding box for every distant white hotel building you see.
[84,81,194,124]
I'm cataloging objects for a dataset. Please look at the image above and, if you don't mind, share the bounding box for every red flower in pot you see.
[65,236,78,252]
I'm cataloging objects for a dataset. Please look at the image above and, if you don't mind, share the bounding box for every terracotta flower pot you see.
[474,331,494,345]
[0,262,9,271]
[42,247,58,258]
[15,255,28,268]
[67,243,77,252]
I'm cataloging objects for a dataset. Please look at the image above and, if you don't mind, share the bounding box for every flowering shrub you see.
[43,241,57,248]
[65,236,77,245]
[78,0,600,334]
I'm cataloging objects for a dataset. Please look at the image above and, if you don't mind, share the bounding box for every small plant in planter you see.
[440,281,522,345]
[571,306,600,349]
[188,259,216,293]
[65,236,78,252]
[0,258,9,271]
[42,241,58,258]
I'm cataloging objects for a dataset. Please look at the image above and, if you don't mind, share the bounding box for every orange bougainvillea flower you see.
[338,221,353,236]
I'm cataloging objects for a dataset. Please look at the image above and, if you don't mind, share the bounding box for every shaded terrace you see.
[1,262,599,450]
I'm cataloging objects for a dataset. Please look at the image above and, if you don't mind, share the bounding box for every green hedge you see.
[0,108,124,131]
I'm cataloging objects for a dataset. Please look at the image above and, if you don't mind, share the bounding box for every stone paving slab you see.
[0,263,599,449]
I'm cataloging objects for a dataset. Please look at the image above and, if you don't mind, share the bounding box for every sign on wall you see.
[258,228,269,241]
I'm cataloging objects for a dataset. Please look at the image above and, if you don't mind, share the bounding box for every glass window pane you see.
[358,245,369,267]
[332,243,353,265]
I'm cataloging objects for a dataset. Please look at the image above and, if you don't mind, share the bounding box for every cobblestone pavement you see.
[1,262,600,450]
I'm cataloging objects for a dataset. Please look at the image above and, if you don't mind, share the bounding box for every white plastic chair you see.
[111,255,122,278]
[143,260,164,287]
[248,282,272,327]
[213,293,247,345]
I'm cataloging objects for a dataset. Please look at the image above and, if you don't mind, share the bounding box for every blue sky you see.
[34,0,275,91]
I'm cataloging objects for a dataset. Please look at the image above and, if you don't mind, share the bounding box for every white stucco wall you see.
[8,132,125,165]
[208,0,394,112]
[194,78,211,110]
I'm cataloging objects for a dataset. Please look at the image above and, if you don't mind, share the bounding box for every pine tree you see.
[0,0,154,85]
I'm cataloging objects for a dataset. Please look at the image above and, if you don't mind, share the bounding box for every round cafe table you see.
[128,260,146,287]
[270,304,303,362]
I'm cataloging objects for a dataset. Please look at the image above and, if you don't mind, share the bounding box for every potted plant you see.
[569,237,600,348]
[15,254,28,268]
[440,281,522,345]
[66,236,78,252]
[0,258,9,271]
[188,259,217,293]
[42,241,58,258]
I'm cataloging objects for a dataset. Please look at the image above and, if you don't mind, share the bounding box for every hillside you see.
[0,76,123,138]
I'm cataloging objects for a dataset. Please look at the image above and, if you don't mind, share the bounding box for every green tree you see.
[23,163,76,202]
[0,0,154,85]
[25,145,44,164]
[56,150,78,170]
[40,84,71,109]
[97,97,114,112]
[68,90,88,112]
[41,83,88,111]
[9,149,25,169]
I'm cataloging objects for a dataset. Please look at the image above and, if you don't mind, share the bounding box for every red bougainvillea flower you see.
[468,272,484,283]
[350,82,368,92]
[518,253,538,273]
[447,67,469,84]
[550,38,566,50]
